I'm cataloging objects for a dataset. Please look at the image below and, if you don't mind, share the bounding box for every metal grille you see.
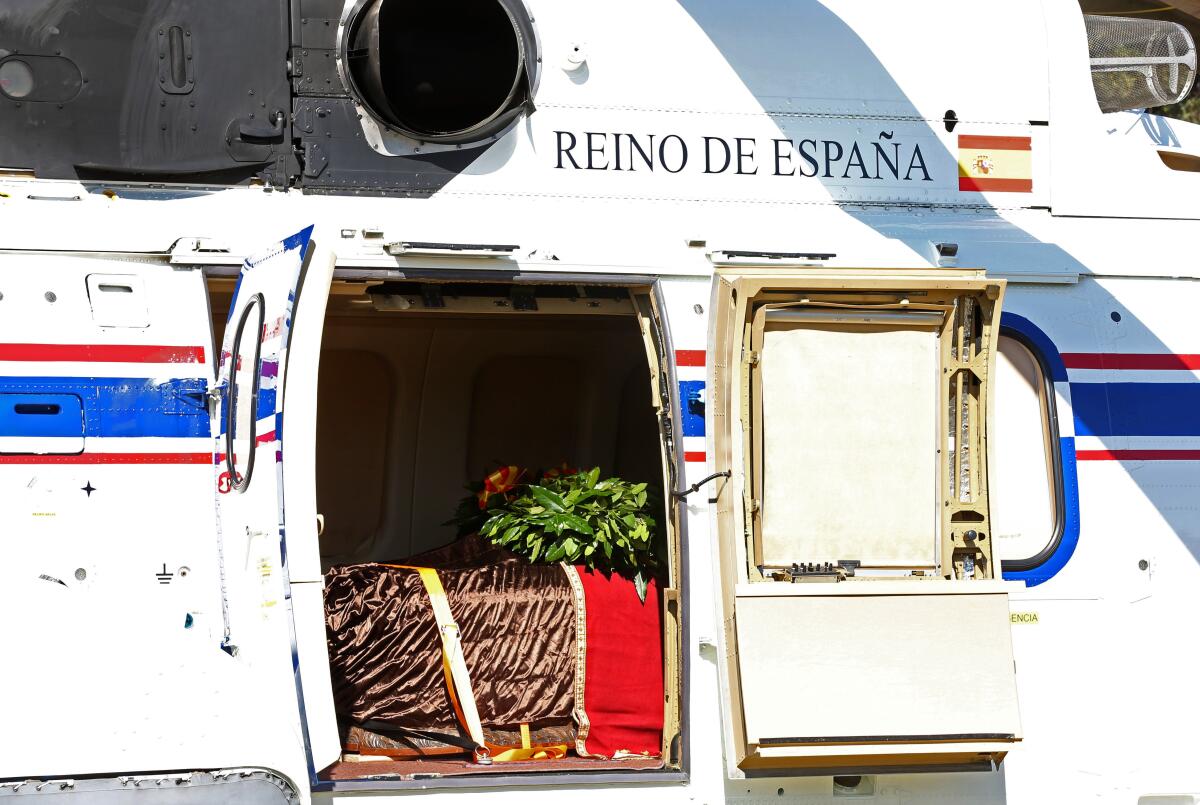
[1085,14,1197,112]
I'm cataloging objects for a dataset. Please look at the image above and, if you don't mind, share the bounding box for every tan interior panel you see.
[736,590,1021,744]
[758,320,940,568]
[316,349,394,560]
[467,358,586,477]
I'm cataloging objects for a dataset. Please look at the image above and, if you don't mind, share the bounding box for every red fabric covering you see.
[576,568,663,758]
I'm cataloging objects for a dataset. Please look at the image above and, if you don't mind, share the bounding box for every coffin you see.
[324,535,664,760]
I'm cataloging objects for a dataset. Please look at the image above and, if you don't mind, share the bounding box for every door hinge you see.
[158,378,209,415]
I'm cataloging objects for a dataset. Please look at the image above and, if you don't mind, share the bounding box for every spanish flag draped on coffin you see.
[324,534,664,762]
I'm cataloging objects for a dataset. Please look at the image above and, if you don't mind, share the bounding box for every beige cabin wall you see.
[313,312,664,565]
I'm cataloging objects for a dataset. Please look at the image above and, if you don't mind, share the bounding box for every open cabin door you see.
[710,267,1021,775]
[211,226,333,767]
[210,225,343,775]
[212,226,314,656]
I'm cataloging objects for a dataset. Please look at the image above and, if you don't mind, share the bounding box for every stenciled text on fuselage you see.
[553,130,933,182]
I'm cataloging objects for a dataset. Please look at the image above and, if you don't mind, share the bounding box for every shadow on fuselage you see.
[677,0,1200,573]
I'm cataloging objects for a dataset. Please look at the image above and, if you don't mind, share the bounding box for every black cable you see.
[671,470,732,499]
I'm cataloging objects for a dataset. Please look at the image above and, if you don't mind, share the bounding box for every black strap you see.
[357,720,478,753]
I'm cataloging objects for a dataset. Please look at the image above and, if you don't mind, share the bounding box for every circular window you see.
[344,0,537,143]
[0,60,34,99]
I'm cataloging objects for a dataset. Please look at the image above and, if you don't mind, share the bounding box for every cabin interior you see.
[313,283,667,566]
[209,277,679,782]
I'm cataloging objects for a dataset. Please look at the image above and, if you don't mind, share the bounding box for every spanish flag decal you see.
[957,135,1032,193]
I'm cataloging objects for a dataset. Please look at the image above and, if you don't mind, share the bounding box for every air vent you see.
[343,0,538,143]
[1085,14,1197,112]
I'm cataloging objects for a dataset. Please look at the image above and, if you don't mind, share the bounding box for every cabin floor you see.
[320,754,665,781]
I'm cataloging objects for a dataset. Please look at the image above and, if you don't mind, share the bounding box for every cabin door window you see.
[990,333,1063,568]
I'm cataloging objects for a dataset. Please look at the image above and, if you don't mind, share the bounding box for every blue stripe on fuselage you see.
[676,378,1200,439]
[0,376,209,438]
[9,372,1195,444]
[679,380,705,437]
[257,387,276,421]
[0,392,85,437]
[1071,382,1200,437]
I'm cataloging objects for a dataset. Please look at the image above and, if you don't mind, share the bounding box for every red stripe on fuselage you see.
[958,177,1033,193]
[0,344,205,363]
[0,452,210,465]
[1076,449,1200,461]
[957,135,1032,151]
[675,350,705,367]
[1062,353,1200,370]
[213,430,278,463]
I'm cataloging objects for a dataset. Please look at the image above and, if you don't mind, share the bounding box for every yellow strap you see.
[489,743,568,762]
[381,565,487,752]
[380,564,570,765]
